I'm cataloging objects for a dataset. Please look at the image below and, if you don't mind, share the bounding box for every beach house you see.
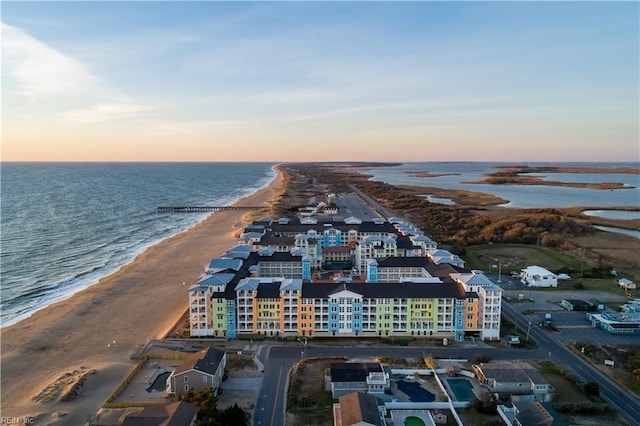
[166,347,226,398]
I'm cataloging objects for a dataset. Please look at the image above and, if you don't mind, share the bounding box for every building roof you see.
[514,401,568,426]
[376,256,431,268]
[197,273,235,286]
[522,266,557,277]
[207,258,243,273]
[450,272,494,286]
[331,362,383,383]
[477,362,548,385]
[302,282,464,300]
[122,401,199,426]
[338,392,384,426]
[173,347,225,377]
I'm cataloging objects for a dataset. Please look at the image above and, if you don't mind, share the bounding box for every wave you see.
[1,164,278,327]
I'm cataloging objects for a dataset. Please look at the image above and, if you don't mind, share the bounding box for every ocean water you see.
[0,162,276,327]
[364,162,640,209]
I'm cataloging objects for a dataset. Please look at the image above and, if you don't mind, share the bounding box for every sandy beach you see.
[0,166,285,424]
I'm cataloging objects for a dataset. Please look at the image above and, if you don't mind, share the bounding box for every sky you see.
[2,1,638,162]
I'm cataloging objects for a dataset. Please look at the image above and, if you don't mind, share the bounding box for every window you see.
[184,376,189,383]
[184,384,189,391]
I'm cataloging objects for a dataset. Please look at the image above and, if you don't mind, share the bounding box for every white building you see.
[520,266,558,288]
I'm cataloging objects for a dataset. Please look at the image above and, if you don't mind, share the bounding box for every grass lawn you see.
[535,361,589,403]
[287,358,337,426]
[463,244,582,273]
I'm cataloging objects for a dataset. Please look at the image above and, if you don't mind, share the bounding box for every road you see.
[502,302,640,426]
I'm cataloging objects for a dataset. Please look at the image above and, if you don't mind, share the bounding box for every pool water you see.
[447,378,475,401]
[147,371,170,392]
[396,380,435,402]
[404,416,426,426]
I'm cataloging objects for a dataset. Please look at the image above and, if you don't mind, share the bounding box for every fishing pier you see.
[157,206,263,213]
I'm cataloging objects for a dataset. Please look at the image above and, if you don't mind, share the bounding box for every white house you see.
[618,278,637,290]
[520,266,558,288]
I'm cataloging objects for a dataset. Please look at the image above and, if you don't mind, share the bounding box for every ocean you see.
[0,162,277,327]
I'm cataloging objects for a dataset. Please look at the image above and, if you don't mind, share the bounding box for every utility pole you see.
[526,320,531,344]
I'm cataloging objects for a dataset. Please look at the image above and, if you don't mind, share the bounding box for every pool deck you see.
[390,409,436,426]
[111,358,179,404]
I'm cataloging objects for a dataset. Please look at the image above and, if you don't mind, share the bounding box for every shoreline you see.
[0,166,285,423]
[0,165,278,329]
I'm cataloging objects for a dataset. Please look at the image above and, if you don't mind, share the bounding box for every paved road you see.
[348,184,395,219]
[502,302,640,426]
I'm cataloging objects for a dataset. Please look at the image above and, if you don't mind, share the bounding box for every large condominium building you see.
[188,217,501,341]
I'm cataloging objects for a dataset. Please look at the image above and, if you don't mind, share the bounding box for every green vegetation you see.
[181,387,250,426]
[278,164,638,279]
[287,358,335,426]
[226,354,255,371]
[572,341,640,396]
[473,353,491,364]
[462,244,582,273]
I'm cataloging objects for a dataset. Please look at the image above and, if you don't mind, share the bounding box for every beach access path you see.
[0,167,284,425]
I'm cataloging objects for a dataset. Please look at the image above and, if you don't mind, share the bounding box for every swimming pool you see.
[447,378,475,401]
[404,416,426,426]
[396,380,435,402]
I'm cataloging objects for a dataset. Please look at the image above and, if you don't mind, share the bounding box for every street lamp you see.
[297,337,308,358]
[494,259,502,283]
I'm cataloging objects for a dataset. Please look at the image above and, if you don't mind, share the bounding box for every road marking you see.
[270,365,284,426]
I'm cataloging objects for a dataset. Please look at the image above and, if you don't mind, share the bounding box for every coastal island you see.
[464,165,639,190]
[401,170,461,178]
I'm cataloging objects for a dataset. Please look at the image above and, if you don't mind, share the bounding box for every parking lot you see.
[502,287,640,345]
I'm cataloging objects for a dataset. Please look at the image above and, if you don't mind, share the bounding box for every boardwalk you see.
[157,206,263,213]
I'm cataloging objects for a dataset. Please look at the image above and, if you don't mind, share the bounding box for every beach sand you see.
[0,166,285,424]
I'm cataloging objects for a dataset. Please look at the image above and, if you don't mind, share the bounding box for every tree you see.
[584,381,600,398]
[474,353,491,364]
[219,403,250,426]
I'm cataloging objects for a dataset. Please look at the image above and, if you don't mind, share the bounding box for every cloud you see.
[1,22,99,98]
[61,102,159,123]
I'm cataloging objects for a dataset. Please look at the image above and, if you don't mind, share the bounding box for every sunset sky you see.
[2,1,638,162]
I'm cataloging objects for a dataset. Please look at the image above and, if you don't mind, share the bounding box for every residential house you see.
[520,266,558,288]
[329,362,390,399]
[333,391,386,426]
[497,401,568,426]
[618,278,637,290]
[473,362,554,402]
[167,347,226,398]
[121,401,198,426]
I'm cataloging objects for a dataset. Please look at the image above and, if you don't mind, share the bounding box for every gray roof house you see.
[121,401,198,426]
[167,347,226,398]
[474,362,554,402]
